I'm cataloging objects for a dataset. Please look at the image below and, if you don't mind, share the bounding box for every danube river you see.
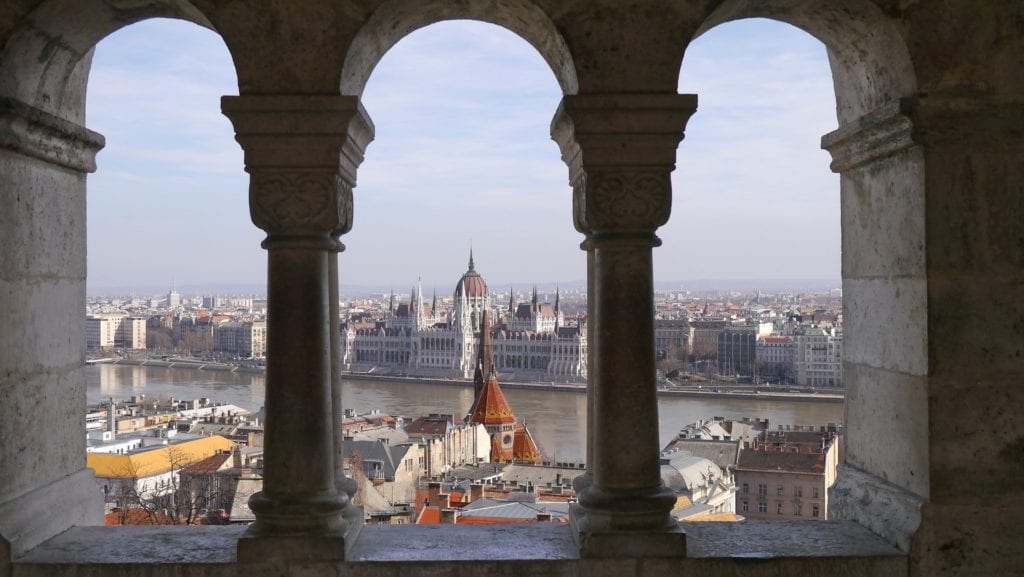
[87,364,843,463]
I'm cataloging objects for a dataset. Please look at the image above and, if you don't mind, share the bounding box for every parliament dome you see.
[455,250,488,299]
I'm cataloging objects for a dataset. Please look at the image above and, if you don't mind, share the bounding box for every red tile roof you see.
[512,424,541,463]
[406,417,451,437]
[104,508,174,526]
[180,452,231,476]
[469,372,516,425]
[417,506,442,525]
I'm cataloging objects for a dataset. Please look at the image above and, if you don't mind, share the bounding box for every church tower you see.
[470,310,494,411]
[467,312,541,464]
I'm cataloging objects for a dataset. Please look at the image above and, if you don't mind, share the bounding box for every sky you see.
[85,17,839,293]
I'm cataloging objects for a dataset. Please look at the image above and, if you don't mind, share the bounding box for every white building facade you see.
[342,255,586,381]
[85,313,146,351]
[793,326,843,387]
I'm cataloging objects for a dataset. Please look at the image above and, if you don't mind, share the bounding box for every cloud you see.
[86,17,839,289]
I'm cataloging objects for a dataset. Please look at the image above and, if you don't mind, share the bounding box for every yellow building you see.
[88,435,235,500]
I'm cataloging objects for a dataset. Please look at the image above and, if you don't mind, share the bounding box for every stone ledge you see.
[0,97,104,173]
[0,470,103,557]
[15,520,903,570]
[15,526,244,565]
[830,464,925,553]
[684,521,904,558]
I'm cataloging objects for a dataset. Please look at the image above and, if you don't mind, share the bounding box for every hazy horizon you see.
[87,277,843,299]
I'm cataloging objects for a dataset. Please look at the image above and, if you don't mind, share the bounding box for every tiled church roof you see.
[469,371,516,425]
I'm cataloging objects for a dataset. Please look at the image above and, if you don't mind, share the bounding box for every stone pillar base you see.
[830,464,924,552]
[570,503,686,558]
[236,507,364,563]
[0,469,103,559]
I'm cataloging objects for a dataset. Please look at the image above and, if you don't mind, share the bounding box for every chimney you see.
[427,482,450,508]
[440,509,457,524]
[469,483,484,503]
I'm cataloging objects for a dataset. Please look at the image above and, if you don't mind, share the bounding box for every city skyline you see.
[86,18,839,290]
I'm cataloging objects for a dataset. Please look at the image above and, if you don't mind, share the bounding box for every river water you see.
[87,364,843,463]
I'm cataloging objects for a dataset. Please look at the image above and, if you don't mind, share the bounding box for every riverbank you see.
[344,372,843,403]
[89,357,266,374]
[93,358,843,403]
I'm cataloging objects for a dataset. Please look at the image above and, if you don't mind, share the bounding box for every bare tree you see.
[108,446,227,525]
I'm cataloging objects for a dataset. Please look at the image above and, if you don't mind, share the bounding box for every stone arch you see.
[685,1,928,550]
[339,0,578,96]
[0,0,227,123]
[691,0,917,125]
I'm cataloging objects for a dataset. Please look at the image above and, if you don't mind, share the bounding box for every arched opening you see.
[0,0,218,123]
[84,18,265,420]
[0,0,249,556]
[339,0,578,96]
[659,17,843,524]
[678,0,925,550]
[341,20,587,515]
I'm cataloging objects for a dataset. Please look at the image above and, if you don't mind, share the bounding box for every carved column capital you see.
[222,95,374,243]
[550,93,697,239]
[246,171,353,244]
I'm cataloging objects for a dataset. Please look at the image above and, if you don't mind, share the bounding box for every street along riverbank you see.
[92,358,843,404]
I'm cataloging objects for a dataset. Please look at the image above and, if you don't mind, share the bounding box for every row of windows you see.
[742,483,820,499]
[741,500,820,517]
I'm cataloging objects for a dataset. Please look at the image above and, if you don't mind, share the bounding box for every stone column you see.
[820,98,928,552]
[0,97,105,563]
[222,95,373,561]
[551,93,696,558]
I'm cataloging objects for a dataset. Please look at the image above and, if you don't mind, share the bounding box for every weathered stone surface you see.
[843,363,929,497]
[16,526,242,565]
[0,362,86,504]
[0,151,87,281]
[0,99,103,172]
[0,280,83,374]
[350,524,577,561]
[926,377,1024,505]
[684,520,902,558]
[340,0,578,96]
[836,149,926,280]
[0,470,101,558]
[830,465,925,553]
[843,277,927,376]
[911,501,1024,577]
[927,274,1024,378]
[922,140,1024,276]
[697,0,916,124]
[13,523,907,577]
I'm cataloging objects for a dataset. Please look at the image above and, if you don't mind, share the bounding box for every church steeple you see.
[470,310,493,411]
[468,247,475,272]
[554,286,561,331]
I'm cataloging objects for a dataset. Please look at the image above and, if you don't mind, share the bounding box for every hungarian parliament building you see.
[341,253,587,382]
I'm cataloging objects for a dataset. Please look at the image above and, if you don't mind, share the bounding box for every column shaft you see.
[251,242,346,533]
[222,95,374,559]
[551,93,696,555]
[589,241,661,491]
